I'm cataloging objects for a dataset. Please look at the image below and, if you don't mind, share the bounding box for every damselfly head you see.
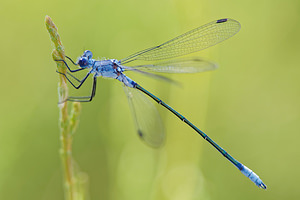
[83,50,93,59]
[78,57,89,68]
[78,50,93,68]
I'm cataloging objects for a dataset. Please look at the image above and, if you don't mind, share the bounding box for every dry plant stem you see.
[45,15,83,200]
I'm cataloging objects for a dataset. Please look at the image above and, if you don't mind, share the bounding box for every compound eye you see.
[84,50,93,59]
[78,57,88,67]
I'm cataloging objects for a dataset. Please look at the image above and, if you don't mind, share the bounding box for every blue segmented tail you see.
[135,84,267,189]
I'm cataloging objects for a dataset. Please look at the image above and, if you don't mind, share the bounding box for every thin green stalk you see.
[45,15,87,200]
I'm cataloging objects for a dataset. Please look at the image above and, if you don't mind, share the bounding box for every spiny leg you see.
[65,56,77,65]
[66,71,81,83]
[55,58,85,73]
[56,71,91,89]
[55,70,82,83]
[66,76,97,102]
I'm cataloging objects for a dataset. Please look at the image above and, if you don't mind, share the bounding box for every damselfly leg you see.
[55,58,96,103]
[56,70,92,89]
[66,76,97,102]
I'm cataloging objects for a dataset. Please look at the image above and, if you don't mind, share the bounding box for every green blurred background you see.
[0,0,299,199]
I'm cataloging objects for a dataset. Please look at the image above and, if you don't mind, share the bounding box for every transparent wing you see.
[123,66,179,83]
[127,57,218,73]
[120,18,241,64]
[122,81,165,148]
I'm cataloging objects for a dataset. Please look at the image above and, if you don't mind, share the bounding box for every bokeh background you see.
[1,0,299,199]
